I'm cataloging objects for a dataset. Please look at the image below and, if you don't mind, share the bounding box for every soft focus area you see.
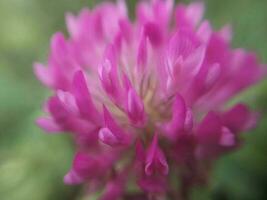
[0,0,267,200]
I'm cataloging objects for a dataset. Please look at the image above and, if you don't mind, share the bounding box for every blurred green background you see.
[0,0,267,199]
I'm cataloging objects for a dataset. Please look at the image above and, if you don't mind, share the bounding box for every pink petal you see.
[33,63,53,87]
[145,134,169,176]
[72,152,104,179]
[184,109,193,131]
[168,29,198,59]
[127,88,146,127]
[144,22,163,47]
[57,90,79,115]
[152,0,174,28]
[98,46,125,103]
[175,2,204,29]
[220,126,235,147]
[137,34,148,72]
[47,96,69,125]
[65,13,78,38]
[219,25,232,43]
[99,127,120,146]
[204,63,221,89]
[138,176,167,193]
[72,70,101,124]
[99,170,127,200]
[197,21,212,43]
[161,94,187,139]
[135,139,146,162]
[222,104,258,133]
[100,183,123,200]
[118,19,132,43]
[184,45,206,76]
[64,169,83,185]
[117,0,128,17]
[122,72,132,92]
[36,117,63,133]
[186,2,204,27]
[102,106,131,146]
[51,32,68,62]
[196,111,222,145]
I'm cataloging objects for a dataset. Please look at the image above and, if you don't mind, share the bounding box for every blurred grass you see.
[0,0,267,199]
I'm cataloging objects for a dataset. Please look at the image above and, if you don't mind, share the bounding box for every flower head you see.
[35,0,265,198]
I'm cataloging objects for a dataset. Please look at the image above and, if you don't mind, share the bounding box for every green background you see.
[0,0,267,199]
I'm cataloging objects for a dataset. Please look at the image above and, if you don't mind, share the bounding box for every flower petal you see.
[99,127,120,146]
[161,94,187,139]
[36,117,63,133]
[72,70,101,124]
[33,63,53,87]
[127,88,146,127]
[101,106,131,146]
[145,134,169,176]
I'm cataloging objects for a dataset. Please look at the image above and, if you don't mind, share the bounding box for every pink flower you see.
[136,135,169,193]
[35,0,265,198]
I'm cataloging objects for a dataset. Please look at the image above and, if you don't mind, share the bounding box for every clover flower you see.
[34,0,265,199]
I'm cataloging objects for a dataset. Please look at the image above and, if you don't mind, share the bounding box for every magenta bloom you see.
[35,0,265,199]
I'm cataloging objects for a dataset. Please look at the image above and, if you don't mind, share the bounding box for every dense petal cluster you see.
[35,0,265,199]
